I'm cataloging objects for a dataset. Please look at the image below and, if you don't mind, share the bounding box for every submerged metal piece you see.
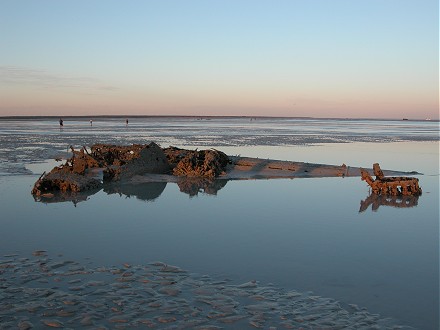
[361,163,422,196]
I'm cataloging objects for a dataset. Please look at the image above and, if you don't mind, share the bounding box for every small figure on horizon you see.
[59,118,63,127]
[90,119,93,126]
[126,119,128,126]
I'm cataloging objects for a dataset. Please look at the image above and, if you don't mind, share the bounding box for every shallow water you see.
[0,117,438,329]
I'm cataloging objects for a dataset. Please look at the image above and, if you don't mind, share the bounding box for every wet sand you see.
[0,252,411,329]
[1,119,437,329]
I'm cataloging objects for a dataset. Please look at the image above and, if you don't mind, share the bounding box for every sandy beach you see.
[0,250,413,329]
[1,117,438,329]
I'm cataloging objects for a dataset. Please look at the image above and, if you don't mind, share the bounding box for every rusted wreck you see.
[31,146,102,197]
[360,163,422,196]
[32,142,230,197]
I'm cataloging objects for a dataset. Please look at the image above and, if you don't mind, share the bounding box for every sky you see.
[0,0,438,119]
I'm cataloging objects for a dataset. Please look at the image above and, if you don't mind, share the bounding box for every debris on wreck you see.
[91,143,155,166]
[31,143,230,197]
[31,146,102,197]
[169,148,229,178]
[101,142,171,181]
[360,163,422,196]
[68,145,100,174]
[31,171,101,197]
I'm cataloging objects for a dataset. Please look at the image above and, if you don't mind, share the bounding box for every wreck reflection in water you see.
[359,192,420,213]
[104,182,167,202]
[33,178,422,213]
[176,177,227,197]
[32,178,228,205]
[31,187,102,206]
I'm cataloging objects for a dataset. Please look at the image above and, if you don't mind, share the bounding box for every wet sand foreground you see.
[0,252,412,329]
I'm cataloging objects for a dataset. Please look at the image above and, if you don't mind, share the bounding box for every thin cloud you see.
[0,65,118,92]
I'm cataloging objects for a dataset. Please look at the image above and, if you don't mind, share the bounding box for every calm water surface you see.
[0,117,438,329]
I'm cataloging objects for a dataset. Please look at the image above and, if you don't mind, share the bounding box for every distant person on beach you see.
[90,119,93,126]
[59,118,63,127]
[126,119,128,126]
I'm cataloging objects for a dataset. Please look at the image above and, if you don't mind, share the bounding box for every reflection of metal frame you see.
[176,178,227,197]
[33,179,228,205]
[104,182,167,202]
[32,188,99,207]
[359,192,420,213]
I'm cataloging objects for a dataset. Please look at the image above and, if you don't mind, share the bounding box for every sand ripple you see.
[0,252,415,329]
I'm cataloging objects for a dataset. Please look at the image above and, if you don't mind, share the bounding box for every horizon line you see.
[0,114,437,122]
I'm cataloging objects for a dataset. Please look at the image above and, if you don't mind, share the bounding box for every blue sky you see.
[0,0,438,119]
